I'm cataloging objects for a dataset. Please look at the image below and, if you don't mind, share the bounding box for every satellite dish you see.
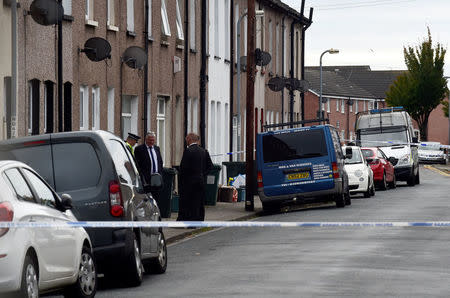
[296,79,310,92]
[284,78,300,92]
[80,37,112,62]
[122,46,147,69]
[30,0,63,26]
[255,48,271,67]
[268,77,285,92]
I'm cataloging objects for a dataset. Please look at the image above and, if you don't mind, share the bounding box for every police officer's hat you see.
[127,133,141,141]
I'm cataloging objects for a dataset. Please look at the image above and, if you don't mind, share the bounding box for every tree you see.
[442,99,449,118]
[386,28,449,141]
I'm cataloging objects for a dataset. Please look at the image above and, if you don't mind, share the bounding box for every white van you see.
[355,107,419,186]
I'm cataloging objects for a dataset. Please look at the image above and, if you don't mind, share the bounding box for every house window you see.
[244,16,247,54]
[214,0,219,56]
[354,99,358,114]
[4,76,16,138]
[44,81,54,133]
[336,120,340,128]
[147,0,152,37]
[349,100,353,113]
[146,93,151,132]
[283,27,287,76]
[107,88,115,133]
[175,0,184,40]
[234,3,239,61]
[28,79,40,135]
[63,82,72,132]
[327,98,331,113]
[189,0,196,50]
[107,0,116,27]
[91,87,100,130]
[336,99,339,112]
[127,0,134,33]
[79,85,89,130]
[121,95,138,140]
[341,99,345,114]
[224,0,230,60]
[363,100,366,111]
[86,0,94,20]
[161,0,171,36]
[192,98,198,134]
[62,0,72,16]
[156,97,167,160]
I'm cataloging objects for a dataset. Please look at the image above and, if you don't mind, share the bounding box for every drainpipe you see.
[184,0,189,140]
[57,0,63,132]
[229,1,234,161]
[289,20,297,126]
[200,0,207,148]
[143,0,149,136]
[11,0,17,138]
[301,7,313,124]
[281,16,285,123]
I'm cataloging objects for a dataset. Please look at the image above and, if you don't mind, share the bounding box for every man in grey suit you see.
[177,133,213,221]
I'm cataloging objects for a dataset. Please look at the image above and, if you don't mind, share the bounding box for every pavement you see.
[163,162,450,245]
[163,196,263,245]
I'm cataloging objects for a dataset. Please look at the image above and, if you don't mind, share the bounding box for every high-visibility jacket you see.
[125,142,134,155]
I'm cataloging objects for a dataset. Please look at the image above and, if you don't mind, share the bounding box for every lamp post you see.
[319,48,339,123]
[236,9,264,160]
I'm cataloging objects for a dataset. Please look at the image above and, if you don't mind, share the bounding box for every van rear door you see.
[258,127,335,197]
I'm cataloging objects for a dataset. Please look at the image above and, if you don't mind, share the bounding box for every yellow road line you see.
[424,165,450,177]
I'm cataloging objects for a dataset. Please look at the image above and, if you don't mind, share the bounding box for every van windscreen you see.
[262,129,328,163]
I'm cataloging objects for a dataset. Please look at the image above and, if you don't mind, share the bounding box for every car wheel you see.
[144,231,167,274]
[335,193,345,208]
[64,246,97,298]
[262,202,281,214]
[363,182,371,198]
[370,182,376,196]
[20,255,39,298]
[380,172,387,190]
[344,188,351,205]
[415,170,420,185]
[407,169,416,186]
[126,233,143,287]
[389,173,397,189]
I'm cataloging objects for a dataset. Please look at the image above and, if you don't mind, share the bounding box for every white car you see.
[418,142,447,164]
[0,161,97,297]
[343,146,375,198]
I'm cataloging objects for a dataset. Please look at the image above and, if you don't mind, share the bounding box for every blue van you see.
[256,124,351,212]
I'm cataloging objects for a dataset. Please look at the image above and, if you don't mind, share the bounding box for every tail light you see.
[109,181,124,217]
[332,162,340,178]
[0,202,14,237]
[257,171,263,188]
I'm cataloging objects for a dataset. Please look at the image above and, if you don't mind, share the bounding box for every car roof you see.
[0,160,29,171]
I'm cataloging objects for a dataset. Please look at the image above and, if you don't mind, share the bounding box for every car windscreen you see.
[345,148,363,164]
[361,149,375,159]
[262,129,328,163]
[358,127,408,147]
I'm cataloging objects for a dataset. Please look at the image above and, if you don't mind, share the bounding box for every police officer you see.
[124,133,140,156]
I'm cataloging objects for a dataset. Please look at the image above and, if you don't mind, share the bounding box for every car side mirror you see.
[144,173,163,193]
[388,157,398,166]
[60,193,73,211]
[345,147,353,159]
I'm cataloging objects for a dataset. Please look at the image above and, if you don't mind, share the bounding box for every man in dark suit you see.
[134,132,164,195]
[177,133,213,221]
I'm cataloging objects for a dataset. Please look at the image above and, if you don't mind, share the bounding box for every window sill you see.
[63,15,74,22]
[161,40,170,47]
[85,19,99,27]
[214,56,221,60]
[190,49,197,54]
[107,25,119,32]
[127,30,137,37]
[148,36,154,42]
[176,44,184,50]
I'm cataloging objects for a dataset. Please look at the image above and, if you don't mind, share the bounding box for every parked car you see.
[361,147,397,190]
[342,146,375,198]
[256,124,351,212]
[418,142,447,164]
[0,160,96,297]
[0,131,167,286]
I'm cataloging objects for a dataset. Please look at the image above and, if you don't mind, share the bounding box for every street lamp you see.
[236,9,264,160]
[319,48,339,123]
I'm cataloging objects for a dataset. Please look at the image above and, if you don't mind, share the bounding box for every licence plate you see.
[287,172,310,180]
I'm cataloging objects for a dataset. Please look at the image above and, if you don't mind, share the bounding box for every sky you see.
[282,0,450,76]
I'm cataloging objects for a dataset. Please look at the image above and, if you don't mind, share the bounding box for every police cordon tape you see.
[3,221,450,229]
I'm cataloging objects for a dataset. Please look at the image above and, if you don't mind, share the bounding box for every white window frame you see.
[189,0,196,50]
[146,93,151,132]
[336,99,339,112]
[161,0,171,36]
[107,0,115,26]
[224,0,230,60]
[234,3,239,61]
[86,0,94,21]
[341,99,345,114]
[62,0,72,16]
[268,20,272,72]
[275,23,280,74]
[349,100,353,113]
[80,85,89,130]
[107,88,115,133]
[156,97,166,161]
[127,0,135,33]
[214,0,219,56]
[327,98,330,113]
[176,0,184,40]
[91,86,100,130]
[354,99,358,114]
[148,0,152,37]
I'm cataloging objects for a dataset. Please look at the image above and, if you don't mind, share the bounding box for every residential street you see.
[63,165,450,298]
